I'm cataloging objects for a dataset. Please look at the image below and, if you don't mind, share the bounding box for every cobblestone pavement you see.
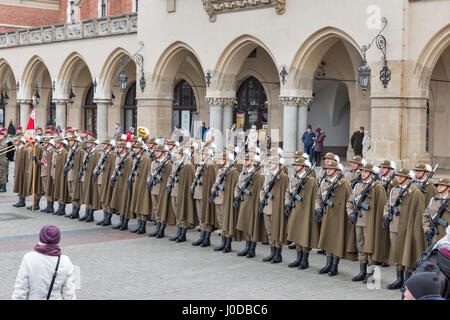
[0,164,401,300]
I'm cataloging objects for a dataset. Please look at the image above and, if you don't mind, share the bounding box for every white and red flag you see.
[23,107,35,143]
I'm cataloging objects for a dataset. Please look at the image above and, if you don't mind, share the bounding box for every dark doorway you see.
[123,82,137,133]
[83,85,96,134]
[172,80,196,134]
[234,77,268,130]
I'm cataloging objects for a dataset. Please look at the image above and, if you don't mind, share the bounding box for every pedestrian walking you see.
[12,224,76,300]
[301,125,315,163]
[351,126,365,157]
[312,127,325,166]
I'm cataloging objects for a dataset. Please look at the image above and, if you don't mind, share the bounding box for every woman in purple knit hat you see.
[12,225,76,300]
[312,127,326,166]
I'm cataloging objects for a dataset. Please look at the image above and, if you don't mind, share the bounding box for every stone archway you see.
[0,59,17,126]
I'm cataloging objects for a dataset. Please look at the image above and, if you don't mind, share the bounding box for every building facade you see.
[0,0,449,169]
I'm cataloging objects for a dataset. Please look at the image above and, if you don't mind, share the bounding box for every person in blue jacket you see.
[301,125,315,162]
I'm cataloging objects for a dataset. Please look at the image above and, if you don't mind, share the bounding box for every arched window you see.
[83,85,96,134]
[172,80,196,134]
[0,90,6,127]
[47,92,56,127]
[123,82,137,133]
[234,77,268,130]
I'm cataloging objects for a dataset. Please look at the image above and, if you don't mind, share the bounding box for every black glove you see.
[315,208,323,222]
[92,171,98,181]
[147,181,152,191]
[382,215,391,230]
[425,229,434,244]
[348,213,357,226]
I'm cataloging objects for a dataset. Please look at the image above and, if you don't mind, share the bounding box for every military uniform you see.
[383,168,426,289]
[64,137,85,215]
[39,140,55,213]
[12,137,27,207]
[285,157,319,269]
[378,160,398,196]
[0,134,9,192]
[422,178,449,243]
[52,139,71,215]
[413,162,437,209]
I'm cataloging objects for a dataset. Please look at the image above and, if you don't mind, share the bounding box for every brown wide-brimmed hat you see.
[323,160,342,171]
[350,156,363,165]
[380,160,396,170]
[435,177,450,188]
[396,168,415,179]
[413,162,432,172]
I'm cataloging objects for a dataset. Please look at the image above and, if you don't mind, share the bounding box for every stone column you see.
[17,99,32,129]
[93,99,111,141]
[206,97,228,151]
[279,97,299,161]
[52,99,68,130]
[222,98,236,147]
[297,97,313,151]
[136,98,173,139]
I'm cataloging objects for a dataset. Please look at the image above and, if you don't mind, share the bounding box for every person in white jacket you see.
[362,130,371,158]
[12,224,76,300]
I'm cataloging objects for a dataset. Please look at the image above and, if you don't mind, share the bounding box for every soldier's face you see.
[155,151,163,158]
[381,167,389,176]
[361,170,372,180]
[201,153,206,161]
[69,140,76,147]
[269,162,277,171]
[437,185,448,194]
[351,163,360,170]
[220,159,226,166]
[415,170,426,180]
[102,144,108,150]
[326,169,337,177]
[397,176,409,185]
[134,148,142,155]
[55,143,62,149]
[324,159,332,165]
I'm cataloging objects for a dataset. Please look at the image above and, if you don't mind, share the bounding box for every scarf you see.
[34,242,61,256]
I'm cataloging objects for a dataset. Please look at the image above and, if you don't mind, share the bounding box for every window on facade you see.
[123,82,137,133]
[100,0,107,17]
[47,94,56,128]
[234,77,268,130]
[84,85,97,134]
[0,101,4,127]
[69,1,75,23]
[172,80,196,135]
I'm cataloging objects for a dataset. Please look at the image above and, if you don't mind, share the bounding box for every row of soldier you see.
[10,128,449,291]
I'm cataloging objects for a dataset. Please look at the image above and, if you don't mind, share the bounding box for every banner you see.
[236,112,245,129]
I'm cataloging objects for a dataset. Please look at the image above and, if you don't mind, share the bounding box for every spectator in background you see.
[403,272,444,300]
[313,127,326,166]
[113,122,122,139]
[362,130,371,158]
[351,126,365,157]
[201,122,208,142]
[12,225,76,300]
[301,124,315,162]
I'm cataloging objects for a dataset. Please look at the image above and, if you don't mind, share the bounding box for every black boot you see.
[352,263,367,282]
[169,227,182,241]
[387,270,404,290]
[102,213,112,226]
[271,247,282,263]
[214,236,226,251]
[66,206,79,219]
[299,251,310,269]
[176,228,187,242]
[363,266,375,284]
[27,198,40,210]
[237,240,251,256]
[120,218,129,231]
[318,256,333,274]
[402,271,413,291]
[262,246,276,262]
[223,237,232,253]
[13,196,26,207]
[113,215,124,229]
[200,232,211,247]
[156,223,166,238]
[53,203,63,215]
[328,256,340,276]
[41,201,53,213]
[149,222,161,237]
[288,250,303,268]
[137,220,147,234]
[85,210,95,222]
[96,211,108,225]
[46,202,55,214]
[0,183,6,192]
[131,220,142,233]
[56,204,66,216]
[381,262,390,267]
[78,208,89,221]
[288,243,296,249]
[246,241,257,258]
[317,249,326,255]
[192,231,206,246]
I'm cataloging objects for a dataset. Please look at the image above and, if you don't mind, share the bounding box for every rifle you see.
[92,149,111,181]
[382,170,396,192]
[167,158,185,196]
[209,145,245,204]
[382,178,416,230]
[315,170,345,222]
[351,171,362,189]
[232,162,262,209]
[425,197,449,244]
[349,173,380,226]
[63,145,78,176]
[258,168,282,214]
[128,154,142,189]
[418,163,439,193]
[284,164,316,217]
[147,152,171,192]
[77,148,93,181]
[110,153,128,189]
[190,160,207,198]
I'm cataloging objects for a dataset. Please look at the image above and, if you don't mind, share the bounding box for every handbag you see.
[46,255,61,300]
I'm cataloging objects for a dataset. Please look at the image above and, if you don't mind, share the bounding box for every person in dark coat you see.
[404,272,445,300]
[351,126,365,157]
[301,125,315,163]
[312,127,326,166]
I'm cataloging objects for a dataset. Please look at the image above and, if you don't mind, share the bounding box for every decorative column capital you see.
[52,98,70,104]
[205,96,236,107]
[17,99,32,105]
[279,96,313,107]
[93,98,113,105]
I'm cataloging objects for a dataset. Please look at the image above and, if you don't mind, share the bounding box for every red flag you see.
[42,155,47,167]
[24,107,35,143]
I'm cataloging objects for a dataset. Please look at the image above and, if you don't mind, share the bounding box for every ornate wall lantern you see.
[118,59,128,94]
